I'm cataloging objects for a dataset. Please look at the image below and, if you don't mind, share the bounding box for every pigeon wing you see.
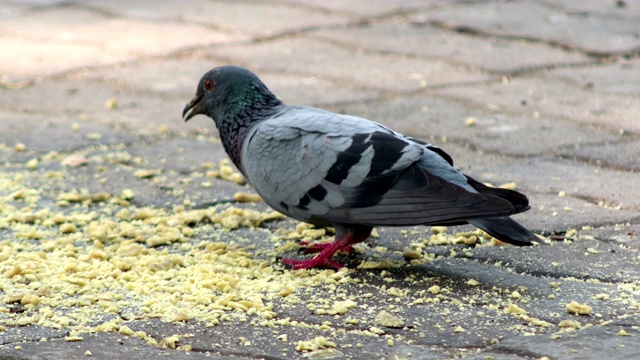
[242,107,516,227]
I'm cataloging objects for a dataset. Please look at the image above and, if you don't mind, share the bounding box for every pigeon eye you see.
[204,80,214,91]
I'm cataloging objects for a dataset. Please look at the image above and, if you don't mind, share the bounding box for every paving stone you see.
[0,37,133,82]
[580,223,640,249]
[453,240,640,283]
[521,193,639,233]
[549,59,640,96]
[335,94,621,156]
[418,0,640,56]
[314,19,593,74]
[435,75,640,133]
[207,37,492,92]
[558,138,640,171]
[484,325,640,359]
[0,325,66,346]
[0,1,37,18]
[84,0,356,38]
[124,318,450,359]
[0,7,237,81]
[85,58,381,106]
[537,0,640,18]
[0,331,225,360]
[0,116,136,156]
[279,0,436,16]
[1,78,199,132]
[477,157,640,210]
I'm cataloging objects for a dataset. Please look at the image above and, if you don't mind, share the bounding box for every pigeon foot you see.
[281,226,372,270]
[298,240,353,254]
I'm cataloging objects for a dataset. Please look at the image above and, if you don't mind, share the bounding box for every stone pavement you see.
[1,0,639,359]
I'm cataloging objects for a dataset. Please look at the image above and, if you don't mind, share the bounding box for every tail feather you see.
[465,176,530,213]
[469,217,537,246]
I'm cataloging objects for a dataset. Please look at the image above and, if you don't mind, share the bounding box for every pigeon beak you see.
[183,94,204,122]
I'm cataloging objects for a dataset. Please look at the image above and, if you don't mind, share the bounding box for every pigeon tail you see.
[468,217,537,246]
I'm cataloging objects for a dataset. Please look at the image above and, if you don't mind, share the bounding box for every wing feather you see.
[242,106,518,227]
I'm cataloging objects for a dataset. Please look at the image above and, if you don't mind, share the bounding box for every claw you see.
[281,257,344,270]
[280,226,372,270]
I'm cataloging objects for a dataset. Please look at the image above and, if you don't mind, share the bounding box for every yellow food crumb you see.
[466,279,480,286]
[430,226,447,234]
[504,303,527,315]
[105,98,118,110]
[233,192,262,203]
[559,319,581,329]
[26,158,39,170]
[60,223,78,234]
[133,169,161,179]
[498,182,517,190]
[374,310,404,328]
[402,247,422,259]
[465,117,476,127]
[14,143,27,152]
[295,336,336,352]
[566,301,592,315]
[64,336,84,342]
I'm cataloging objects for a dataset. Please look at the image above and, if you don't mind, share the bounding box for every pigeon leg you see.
[298,240,353,254]
[282,225,372,270]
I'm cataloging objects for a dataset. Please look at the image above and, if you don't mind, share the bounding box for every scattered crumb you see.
[465,117,476,127]
[466,279,480,286]
[105,98,118,110]
[233,192,262,203]
[374,310,404,328]
[498,182,517,190]
[566,301,592,316]
[295,336,336,352]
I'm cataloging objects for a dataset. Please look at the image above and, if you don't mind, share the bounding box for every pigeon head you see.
[183,65,281,125]
[183,65,283,170]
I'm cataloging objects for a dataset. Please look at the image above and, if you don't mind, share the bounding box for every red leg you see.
[281,226,372,270]
[298,240,353,254]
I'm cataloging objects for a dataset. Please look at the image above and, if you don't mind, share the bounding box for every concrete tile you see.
[334,94,621,156]
[0,78,201,132]
[279,0,439,16]
[85,0,356,38]
[0,6,238,80]
[0,115,136,154]
[549,60,640,96]
[0,331,225,360]
[85,59,381,105]
[0,37,133,82]
[419,0,640,56]
[538,0,640,18]
[435,76,640,133]
[476,157,640,210]
[208,37,492,92]
[559,139,640,171]
[314,20,593,74]
[487,325,640,360]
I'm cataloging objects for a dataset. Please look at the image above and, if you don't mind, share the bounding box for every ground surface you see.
[0,0,639,359]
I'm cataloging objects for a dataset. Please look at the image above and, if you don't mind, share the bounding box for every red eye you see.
[204,79,214,91]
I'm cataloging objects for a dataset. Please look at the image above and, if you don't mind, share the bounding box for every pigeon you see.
[183,65,537,270]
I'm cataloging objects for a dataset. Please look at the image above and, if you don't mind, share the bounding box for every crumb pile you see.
[1,142,637,357]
